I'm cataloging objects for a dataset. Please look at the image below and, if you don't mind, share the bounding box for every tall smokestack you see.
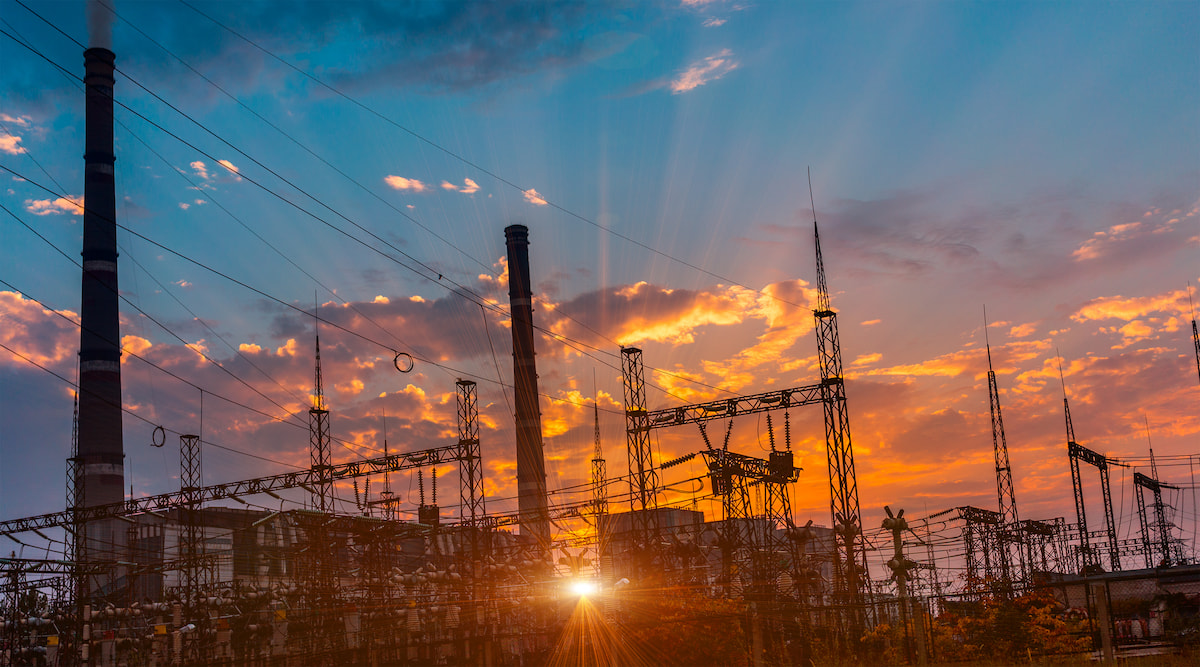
[505,224,550,548]
[77,46,124,570]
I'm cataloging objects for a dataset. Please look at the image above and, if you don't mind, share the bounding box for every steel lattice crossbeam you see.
[0,443,467,536]
[637,385,824,430]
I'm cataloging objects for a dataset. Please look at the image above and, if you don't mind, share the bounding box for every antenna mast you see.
[985,309,1024,590]
[591,372,608,516]
[309,299,332,513]
[809,169,867,608]
[1190,284,1199,386]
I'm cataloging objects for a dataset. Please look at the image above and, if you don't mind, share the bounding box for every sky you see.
[0,0,1197,572]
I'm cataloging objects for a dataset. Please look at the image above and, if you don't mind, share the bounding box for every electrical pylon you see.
[985,315,1024,590]
[591,389,608,516]
[1189,285,1199,385]
[810,181,867,607]
[310,321,332,514]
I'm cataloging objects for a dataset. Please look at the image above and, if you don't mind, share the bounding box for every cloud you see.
[1009,322,1037,338]
[702,18,726,28]
[851,352,882,367]
[216,159,242,180]
[0,113,32,127]
[1069,201,1198,266]
[670,49,738,94]
[308,2,626,94]
[190,160,211,181]
[188,159,241,188]
[523,188,548,206]
[1070,287,1193,349]
[0,113,32,155]
[384,175,429,192]
[0,134,24,155]
[24,195,83,216]
[441,177,480,194]
[0,291,77,368]
[870,339,1050,379]
[1072,288,1191,324]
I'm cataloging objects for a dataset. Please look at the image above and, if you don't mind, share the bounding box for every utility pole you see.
[883,506,926,666]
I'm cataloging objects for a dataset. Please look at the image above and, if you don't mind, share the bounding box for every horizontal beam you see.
[1134,471,1179,492]
[0,443,464,537]
[1069,441,1124,469]
[635,384,825,431]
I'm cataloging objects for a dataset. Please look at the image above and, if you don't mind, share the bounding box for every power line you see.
[0,162,626,418]
[1,17,792,407]
[176,0,811,312]
[0,339,298,470]
[19,2,792,402]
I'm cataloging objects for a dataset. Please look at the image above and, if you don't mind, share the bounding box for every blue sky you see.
[1,1,1198,568]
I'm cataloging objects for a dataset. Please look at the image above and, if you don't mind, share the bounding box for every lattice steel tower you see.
[591,392,608,516]
[1190,285,1199,385]
[310,327,332,513]
[985,321,1024,587]
[622,347,659,543]
[811,195,866,603]
[457,379,485,528]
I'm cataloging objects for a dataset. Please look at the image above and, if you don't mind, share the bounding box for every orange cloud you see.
[0,291,76,368]
[25,195,83,216]
[121,335,152,359]
[870,339,1050,379]
[611,281,750,345]
[1072,288,1190,323]
[1009,322,1037,338]
[441,178,480,194]
[216,159,241,179]
[275,338,299,357]
[1,114,33,155]
[384,175,428,192]
[671,49,738,93]
[1071,204,1196,262]
[850,352,882,367]
[0,133,23,155]
[523,188,548,206]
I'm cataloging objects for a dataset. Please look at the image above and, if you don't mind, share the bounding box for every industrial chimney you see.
[76,47,124,567]
[505,225,550,547]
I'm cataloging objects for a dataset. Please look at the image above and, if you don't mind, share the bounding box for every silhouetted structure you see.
[77,45,125,596]
[505,224,550,548]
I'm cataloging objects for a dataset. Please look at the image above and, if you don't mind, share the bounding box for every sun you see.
[568,580,598,597]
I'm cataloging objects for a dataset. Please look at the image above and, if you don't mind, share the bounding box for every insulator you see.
[784,410,792,452]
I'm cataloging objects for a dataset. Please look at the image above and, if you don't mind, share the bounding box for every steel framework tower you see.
[591,395,608,516]
[985,330,1024,589]
[622,347,660,544]
[1190,291,1200,386]
[310,330,332,513]
[179,434,208,592]
[1134,471,1180,568]
[1067,435,1121,572]
[812,212,866,603]
[456,380,485,529]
